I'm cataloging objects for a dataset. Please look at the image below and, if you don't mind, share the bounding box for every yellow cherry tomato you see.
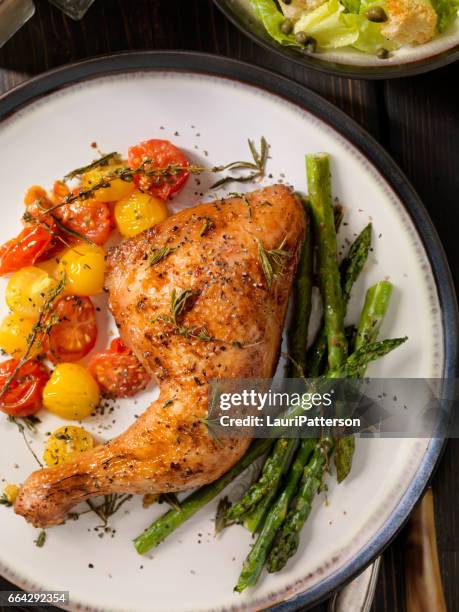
[36,253,65,280]
[2,483,19,505]
[43,425,95,466]
[43,363,100,420]
[115,189,168,238]
[6,267,57,318]
[82,164,135,202]
[59,244,105,296]
[0,313,36,357]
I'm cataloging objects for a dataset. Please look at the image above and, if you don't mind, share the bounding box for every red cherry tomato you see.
[47,296,98,363]
[53,198,113,246]
[0,225,53,275]
[0,359,49,417]
[88,337,150,398]
[128,139,190,200]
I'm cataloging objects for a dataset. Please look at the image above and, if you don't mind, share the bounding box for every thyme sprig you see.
[257,237,292,290]
[0,275,66,402]
[64,152,121,181]
[176,325,212,342]
[8,416,43,467]
[41,138,270,216]
[86,493,133,527]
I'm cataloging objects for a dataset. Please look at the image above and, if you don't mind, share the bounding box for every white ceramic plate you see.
[0,54,456,612]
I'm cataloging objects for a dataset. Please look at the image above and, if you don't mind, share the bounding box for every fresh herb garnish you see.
[171,288,197,325]
[8,416,43,467]
[228,193,252,220]
[86,494,133,527]
[50,213,97,248]
[257,237,291,290]
[211,137,269,189]
[176,325,212,342]
[0,274,66,402]
[148,245,179,267]
[34,530,46,548]
[199,217,215,237]
[42,138,270,216]
[64,152,121,181]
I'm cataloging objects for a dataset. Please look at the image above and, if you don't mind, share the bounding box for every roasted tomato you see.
[47,295,97,363]
[0,226,53,275]
[128,139,190,200]
[0,359,49,417]
[88,337,150,398]
[53,198,113,246]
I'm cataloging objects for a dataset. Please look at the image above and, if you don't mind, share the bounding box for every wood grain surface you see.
[0,1,458,611]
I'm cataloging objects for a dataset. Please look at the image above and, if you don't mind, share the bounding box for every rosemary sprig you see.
[171,288,197,325]
[228,193,252,220]
[64,152,121,181]
[211,137,269,189]
[199,217,215,237]
[0,275,66,402]
[148,245,179,267]
[257,237,292,290]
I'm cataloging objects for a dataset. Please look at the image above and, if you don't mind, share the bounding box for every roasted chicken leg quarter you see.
[15,185,306,527]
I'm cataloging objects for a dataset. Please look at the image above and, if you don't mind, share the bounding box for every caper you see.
[376,47,390,59]
[283,0,292,4]
[304,36,317,53]
[295,31,308,45]
[280,18,294,34]
[365,6,388,22]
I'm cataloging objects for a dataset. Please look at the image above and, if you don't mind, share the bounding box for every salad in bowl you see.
[251,0,459,59]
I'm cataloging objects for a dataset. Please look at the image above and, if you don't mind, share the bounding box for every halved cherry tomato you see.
[128,139,190,200]
[0,359,49,417]
[88,337,150,398]
[0,226,53,275]
[53,198,113,246]
[47,295,97,363]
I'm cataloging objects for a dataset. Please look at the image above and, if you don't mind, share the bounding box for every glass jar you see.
[0,0,35,48]
[48,0,95,19]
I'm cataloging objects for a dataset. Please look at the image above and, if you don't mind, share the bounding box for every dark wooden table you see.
[0,1,458,610]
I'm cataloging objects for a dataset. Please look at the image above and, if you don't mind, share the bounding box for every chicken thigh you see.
[15,185,305,527]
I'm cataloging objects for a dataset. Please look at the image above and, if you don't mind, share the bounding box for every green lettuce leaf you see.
[340,0,362,13]
[251,0,300,46]
[431,0,459,32]
[294,0,361,48]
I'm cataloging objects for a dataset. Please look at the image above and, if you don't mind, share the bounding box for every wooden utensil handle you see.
[405,488,446,612]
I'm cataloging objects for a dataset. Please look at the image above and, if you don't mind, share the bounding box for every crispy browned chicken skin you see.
[15,185,305,527]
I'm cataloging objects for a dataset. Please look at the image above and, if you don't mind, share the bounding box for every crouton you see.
[381,0,438,45]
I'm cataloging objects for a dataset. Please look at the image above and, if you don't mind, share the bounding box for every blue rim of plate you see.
[0,51,457,611]
[214,0,459,80]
